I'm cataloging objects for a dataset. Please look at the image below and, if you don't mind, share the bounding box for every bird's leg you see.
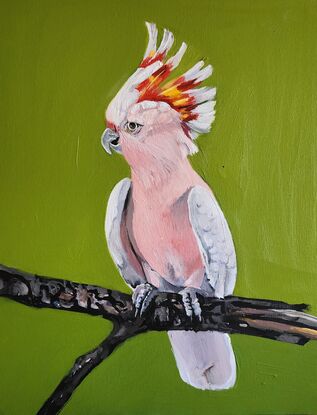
[132,282,159,317]
[179,287,209,321]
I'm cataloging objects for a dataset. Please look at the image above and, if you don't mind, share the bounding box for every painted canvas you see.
[1,1,317,414]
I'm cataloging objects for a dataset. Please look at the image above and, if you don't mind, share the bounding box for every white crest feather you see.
[106,22,216,141]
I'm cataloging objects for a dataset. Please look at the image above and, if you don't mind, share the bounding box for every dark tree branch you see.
[38,321,140,415]
[1,264,317,414]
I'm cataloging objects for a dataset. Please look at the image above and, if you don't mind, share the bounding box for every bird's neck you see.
[130,156,199,198]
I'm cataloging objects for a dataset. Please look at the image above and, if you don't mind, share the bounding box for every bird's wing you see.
[188,186,237,297]
[105,178,145,288]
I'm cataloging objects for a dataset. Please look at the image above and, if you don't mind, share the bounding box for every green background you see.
[1,0,317,413]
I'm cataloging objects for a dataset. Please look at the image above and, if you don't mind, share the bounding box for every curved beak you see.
[101,128,121,154]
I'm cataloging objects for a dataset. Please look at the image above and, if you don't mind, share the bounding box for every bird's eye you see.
[125,121,143,135]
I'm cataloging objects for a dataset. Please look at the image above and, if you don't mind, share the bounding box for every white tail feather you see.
[168,331,236,390]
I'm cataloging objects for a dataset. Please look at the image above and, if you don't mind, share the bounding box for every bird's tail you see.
[168,330,236,390]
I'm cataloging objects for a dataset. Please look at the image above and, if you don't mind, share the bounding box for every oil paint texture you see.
[103,22,236,390]
[1,2,317,415]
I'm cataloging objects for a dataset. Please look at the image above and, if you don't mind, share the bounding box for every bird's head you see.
[102,22,216,174]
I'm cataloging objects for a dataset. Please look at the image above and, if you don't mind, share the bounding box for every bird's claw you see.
[132,283,158,317]
[179,287,205,321]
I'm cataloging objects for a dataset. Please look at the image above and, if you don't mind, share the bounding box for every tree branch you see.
[37,321,139,415]
[1,264,317,414]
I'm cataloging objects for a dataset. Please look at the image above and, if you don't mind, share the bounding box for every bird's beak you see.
[101,128,121,154]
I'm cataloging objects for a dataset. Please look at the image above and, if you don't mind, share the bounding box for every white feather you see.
[105,178,144,287]
[168,331,236,390]
[188,87,216,103]
[166,42,187,69]
[157,28,174,55]
[144,22,158,58]
[196,112,215,124]
[187,120,211,133]
[182,60,205,81]
[106,22,216,137]
[106,61,163,125]
[195,64,213,82]
[131,61,163,87]
[189,130,199,140]
[187,186,237,296]
[192,100,216,114]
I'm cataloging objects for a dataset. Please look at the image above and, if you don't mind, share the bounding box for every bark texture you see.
[1,265,316,414]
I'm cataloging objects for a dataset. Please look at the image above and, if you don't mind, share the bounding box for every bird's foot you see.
[132,283,159,317]
[179,287,207,321]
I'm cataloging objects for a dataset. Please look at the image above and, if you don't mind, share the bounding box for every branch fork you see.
[0,265,316,414]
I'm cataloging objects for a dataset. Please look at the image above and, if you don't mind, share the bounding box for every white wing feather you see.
[105,178,144,288]
[188,186,237,297]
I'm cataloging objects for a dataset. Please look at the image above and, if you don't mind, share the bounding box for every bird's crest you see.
[106,22,216,139]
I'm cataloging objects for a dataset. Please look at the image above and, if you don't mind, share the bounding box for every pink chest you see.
[128,190,204,284]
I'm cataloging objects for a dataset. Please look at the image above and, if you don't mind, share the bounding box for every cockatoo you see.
[101,22,237,390]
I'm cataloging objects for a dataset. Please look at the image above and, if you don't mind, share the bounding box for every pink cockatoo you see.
[101,22,237,390]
